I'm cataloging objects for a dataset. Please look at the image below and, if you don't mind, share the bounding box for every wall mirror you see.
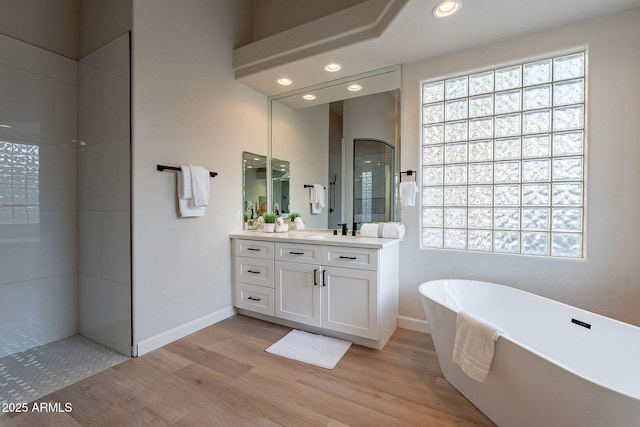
[242,152,267,218]
[243,151,290,218]
[269,65,401,230]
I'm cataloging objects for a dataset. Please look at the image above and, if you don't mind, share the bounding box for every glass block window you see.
[420,52,585,258]
[0,141,40,224]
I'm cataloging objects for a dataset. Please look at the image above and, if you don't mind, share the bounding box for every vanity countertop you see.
[229,230,401,249]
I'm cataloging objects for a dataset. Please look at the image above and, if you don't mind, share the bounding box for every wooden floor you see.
[1,315,495,426]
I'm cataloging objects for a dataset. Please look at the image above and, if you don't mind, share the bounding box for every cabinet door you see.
[275,261,321,327]
[322,266,378,339]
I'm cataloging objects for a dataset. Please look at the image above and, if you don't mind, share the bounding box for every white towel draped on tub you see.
[177,164,210,217]
[309,184,325,215]
[453,310,506,382]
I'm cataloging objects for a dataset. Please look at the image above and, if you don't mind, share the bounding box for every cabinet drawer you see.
[235,282,274,316]
[275,242,322,264]
[235,257,274,287]
[235,239,274,260]
[322,246,378,271]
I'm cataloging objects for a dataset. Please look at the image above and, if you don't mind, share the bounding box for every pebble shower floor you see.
[0,335,128,406]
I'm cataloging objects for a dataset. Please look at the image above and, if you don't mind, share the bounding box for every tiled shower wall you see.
[77,33,131,356]
[0,34,79,358]
[0,33,131,359]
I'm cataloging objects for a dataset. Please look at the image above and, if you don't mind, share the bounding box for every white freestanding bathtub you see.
[419,279,640,427]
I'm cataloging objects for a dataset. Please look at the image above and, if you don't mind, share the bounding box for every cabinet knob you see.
[313,269,318,286]
[339,256,358,260]
[247,270,261,274]
[322,269,326,287]
[247,296,261,302]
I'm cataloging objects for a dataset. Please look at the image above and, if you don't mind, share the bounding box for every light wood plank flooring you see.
[1,315,495,426]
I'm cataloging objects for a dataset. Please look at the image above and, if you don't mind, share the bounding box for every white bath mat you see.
[265,330,352,369]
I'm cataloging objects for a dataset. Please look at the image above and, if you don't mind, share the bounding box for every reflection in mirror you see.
[270,66,400,230]
[243,152,290,219]
[242,152,267,219]
[271,158,290,214]
[354,139,395,224]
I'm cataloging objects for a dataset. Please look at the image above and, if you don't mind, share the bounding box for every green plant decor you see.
[262,212,277,223]
[289,212,300,222]
[243,212,250,222]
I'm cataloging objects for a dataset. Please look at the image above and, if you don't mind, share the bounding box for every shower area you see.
[0,33,131,405]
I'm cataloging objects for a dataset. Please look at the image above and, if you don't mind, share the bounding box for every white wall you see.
[131,0,267,354]
[271,102,329,229]
[78,33,131,355]
[79,0,132,58]
[400,9,640,327]
[0,0,79,59]
[250,0,364,41]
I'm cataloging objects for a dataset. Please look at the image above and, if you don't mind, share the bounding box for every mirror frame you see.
[267,65,401,222]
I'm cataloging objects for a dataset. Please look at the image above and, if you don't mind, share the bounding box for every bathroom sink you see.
[306,233,362,241]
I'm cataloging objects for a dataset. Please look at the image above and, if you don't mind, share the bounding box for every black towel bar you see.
[157,164,218,177]
[400,170,416,182]
[304,184,326,189]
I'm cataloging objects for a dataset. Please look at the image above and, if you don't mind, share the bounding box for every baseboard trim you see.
[135,306,236,356]
[398,315,430,334]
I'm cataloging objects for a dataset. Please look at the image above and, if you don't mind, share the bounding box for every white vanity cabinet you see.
[234,239,275,316]
[275,243,380,340]
[231,232,400,349]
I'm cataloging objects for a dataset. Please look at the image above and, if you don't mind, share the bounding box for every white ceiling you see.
[236,0,640,96]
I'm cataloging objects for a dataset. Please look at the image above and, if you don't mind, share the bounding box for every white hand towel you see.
[177,169,205,217]
[313,184,325,208]
[309,184,325,215]
[400,181,419,207]
[381,222,405,239]
[360,223,383,238]
[179,164,193,200]
[189,165,210,207]
[452,311,506,382]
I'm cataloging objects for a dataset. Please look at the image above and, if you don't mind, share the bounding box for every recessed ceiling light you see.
[432,0,462,18]
[347,84,362,92]
[0,124,11,128]
[325,63,341,72]
[277,78,292,86]
[303,94,316,100]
